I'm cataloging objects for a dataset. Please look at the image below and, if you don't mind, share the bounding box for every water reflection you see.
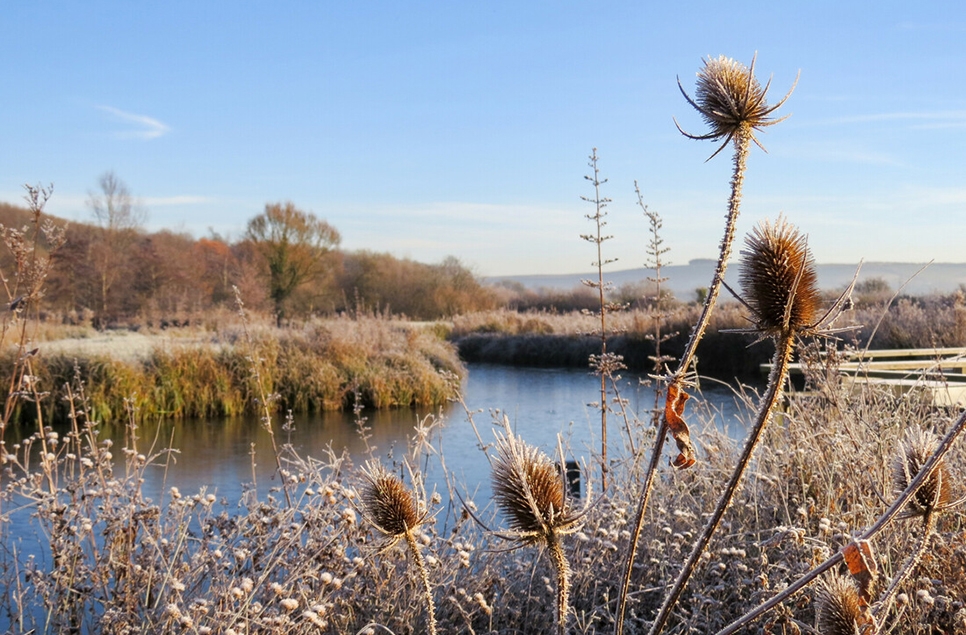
[76,364,750,506]
[4,364,751,520]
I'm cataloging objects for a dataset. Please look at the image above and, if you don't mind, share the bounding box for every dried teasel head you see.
[676,53,797,160]
[738,217,821,339]
[490,428,583,544]
[893,425,953,517]
[815,572,870,635]
[359,460,425,550]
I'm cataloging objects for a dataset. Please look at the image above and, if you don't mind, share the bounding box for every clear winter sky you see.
[2,2,964,277]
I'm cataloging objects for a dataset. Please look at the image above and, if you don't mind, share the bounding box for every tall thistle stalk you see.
[615,54,796,633]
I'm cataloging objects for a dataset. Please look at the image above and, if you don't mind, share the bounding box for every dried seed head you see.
[815,573,866,635]
[491,429,579,542]
[893,425,953,516]
[739,217,821,337]
[677,54,797,159]
[359,461,422,539]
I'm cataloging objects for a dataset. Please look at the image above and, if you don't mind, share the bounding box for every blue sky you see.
[2,2,965,277]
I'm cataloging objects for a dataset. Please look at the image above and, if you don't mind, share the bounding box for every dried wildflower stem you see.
[872,508,936,622]
[614,125,753,634]
[673,125,751,386]
[581,148,615,491]
[547,533,572,635]
[647,332,794,635]
[404,529,439,635]
[232,286,292,508]
[715,407,966,635]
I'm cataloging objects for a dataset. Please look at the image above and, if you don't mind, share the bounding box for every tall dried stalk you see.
[581,148,620,491]
[615,55,796,633]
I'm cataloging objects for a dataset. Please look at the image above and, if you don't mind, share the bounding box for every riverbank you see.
[9,316,463,424]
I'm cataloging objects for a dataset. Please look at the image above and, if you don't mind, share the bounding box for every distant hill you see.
[488,259,966,301]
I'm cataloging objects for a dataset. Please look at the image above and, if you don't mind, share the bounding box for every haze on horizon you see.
[2,2,965,278]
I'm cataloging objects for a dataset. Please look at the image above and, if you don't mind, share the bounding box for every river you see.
[85,364,749,503]
[2,364,751,548]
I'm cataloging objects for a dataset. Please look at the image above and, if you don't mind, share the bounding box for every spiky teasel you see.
[642,217,854,635]
[893,425,954,518]
[815,572,873,635]
[738,217,821,339]
[615,55,798,635]
[677,53,797,160]
[360,460,425,548]
[358,460,437,635]
[490,424,586,635]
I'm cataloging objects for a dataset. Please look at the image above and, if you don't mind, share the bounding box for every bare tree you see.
[86,171,146,317]
[245,201,341,326]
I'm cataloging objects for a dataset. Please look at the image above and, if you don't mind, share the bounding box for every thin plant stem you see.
[872,510,935,625]
[405,529,438,635]
[647,330,794,635]
[581,149,615,492]
[615,125,752,634]
[547,531,572,635]
[714,407,966,635]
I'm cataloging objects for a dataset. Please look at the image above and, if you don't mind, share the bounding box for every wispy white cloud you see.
[97,105,170,140]
[142,195,212,206]
[786,141,902,166]
[811,110,966,129]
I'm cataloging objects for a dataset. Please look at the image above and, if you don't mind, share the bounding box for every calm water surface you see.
[107,364,750,504]
[3,364,751,546]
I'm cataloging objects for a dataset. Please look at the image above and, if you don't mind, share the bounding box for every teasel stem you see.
[646,331,795,635]
[547,531,572,635]
[614,124,753,635]
[674,124,752,385]
[404,529,438,635]
[715,407,966,635]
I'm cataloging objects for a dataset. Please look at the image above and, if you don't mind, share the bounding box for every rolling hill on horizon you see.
[489,259,966,301]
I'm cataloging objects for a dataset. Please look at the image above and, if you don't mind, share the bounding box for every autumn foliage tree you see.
[245,202,341,325]
[87,171,146,318]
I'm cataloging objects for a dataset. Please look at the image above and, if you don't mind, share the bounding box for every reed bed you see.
[1,316,464,425]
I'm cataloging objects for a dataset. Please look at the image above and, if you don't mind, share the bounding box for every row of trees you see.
[1,173,499,325]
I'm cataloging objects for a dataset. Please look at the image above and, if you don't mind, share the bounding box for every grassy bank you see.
[4,315,463,425]
[449,297,966,381]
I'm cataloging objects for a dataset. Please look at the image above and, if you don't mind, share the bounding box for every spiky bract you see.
[739,217,821,338]
[893,425,953,517]
[677,54,796,159]
[815,573,866,635]
[360,461,423,548]
[490,429,581,543]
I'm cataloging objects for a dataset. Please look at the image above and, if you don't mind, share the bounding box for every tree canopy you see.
[245,202,341,325]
